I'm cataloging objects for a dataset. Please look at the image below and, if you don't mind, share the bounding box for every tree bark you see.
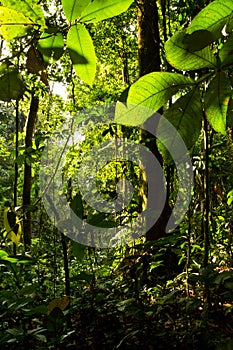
[137,0,172,240]
[137,0,161,75]
[23,94,39,249]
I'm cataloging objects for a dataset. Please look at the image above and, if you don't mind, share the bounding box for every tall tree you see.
[137,0,172,240]
[23,93,39,248]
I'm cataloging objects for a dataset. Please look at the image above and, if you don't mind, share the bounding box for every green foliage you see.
[62,0,91,22]
[67,24,96,85]
[0,6,33,41]
[0,0,134,88]
[163,88,202,150]
[126,0,233,136]
[1,0,45,28]
[126,72,193,118]
[205,72,231,134]
[38,30,64,64]
[0,64,25,101]
[182,29,216,52]
[219,33,233,67]
[187,0,233,37]
[0,0,233,349]
[80,0,134,23]
[165,30,217,70]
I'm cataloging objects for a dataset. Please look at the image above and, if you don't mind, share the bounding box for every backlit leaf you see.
[67,24,96,86]
[226,97,233,128]
[81,0,133,23]
[115,102,153,126]
[38,30,64,64]
[62,0,91,22]
[1,0,45,28]
[219,32,233,67]
[182,30,215,52]
[0,64,25,101]
[162,88,202,151]
[0,6,32,41]
[205,72,231,134]
[187,0,233,38]
[165,30,217,70]
[127,72,194,114]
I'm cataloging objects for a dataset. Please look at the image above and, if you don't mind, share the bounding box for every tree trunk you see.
[137,0,172,240]
[23,94,39,249]
[137,0,161,75]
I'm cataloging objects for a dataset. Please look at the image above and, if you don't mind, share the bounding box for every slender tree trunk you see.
[203,113,211,307]
[13,100,20,255]
[23,93,39,249]
[137,0,172,240]
[137,0,161,75]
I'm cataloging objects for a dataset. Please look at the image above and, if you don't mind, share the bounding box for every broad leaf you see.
[0,64,25,101]
[72,241,86,261]
[70,192,84,219]
[115,102,154,126]
[225,12,233,34]
[67,24,96,86]
[219,33,233,67]
[165,30,217,70]
[187,0,233,38]
[38,30,64,63]
[182,30,215,52]
[81,0,134,23]
[127,72,194,113]
[205,72,231,134]
[226,97,233,128]
[1,0,45,29]
[62,0,91,22]
[0,7,32,41]
[163,89,202,151]
[48,296,69,313]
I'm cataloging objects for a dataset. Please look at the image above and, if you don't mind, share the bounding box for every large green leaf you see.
[115,102,153,126]
[127,72,194,113]
[67,24,96,86]
[165,30,217,70]
[181,30,215,52]
[1,0,45,29]
[219,33,233,67]
[187,0,233,38]
[80,0,133,23]
[227,97,233,128]
[38,30,64,64]
[70,192,84,219]
[0,64,25,101]
[205,72,231,134]
[163,88,202,151]
[0,6,33,41]
[62,0,91,22]
[72,241,86,261]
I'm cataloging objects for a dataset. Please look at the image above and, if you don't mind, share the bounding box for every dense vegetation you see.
[0,0,233,349]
